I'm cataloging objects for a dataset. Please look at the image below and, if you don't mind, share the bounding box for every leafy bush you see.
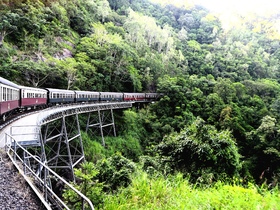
[104,136,142,161]
[63,162,104,209]
[96,153,136,191]
[81,132,106,163]
[155,117,242,182]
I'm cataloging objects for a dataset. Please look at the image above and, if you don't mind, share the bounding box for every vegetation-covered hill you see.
[1,0,280,208]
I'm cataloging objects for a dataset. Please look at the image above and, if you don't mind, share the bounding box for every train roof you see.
[19,85,47,92]
[0,77,20,89]
[123,92,145,95]
[45,88,75,93]
[100,92,123,95]
[74,90,100,94]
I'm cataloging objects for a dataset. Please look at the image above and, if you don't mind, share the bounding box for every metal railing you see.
[5,132,94,210]
[36,102,133,125]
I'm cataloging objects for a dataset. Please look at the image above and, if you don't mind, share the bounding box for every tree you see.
[55,58,79,90]
[246,116,280,184]
[11,60,51,87]
[96,153,136,191]
[63,162,104,209]
[0,12,19,46]
[213,78,236,104]
[203,93,225,125]
[96,0,111,23]
[155,117,241,182]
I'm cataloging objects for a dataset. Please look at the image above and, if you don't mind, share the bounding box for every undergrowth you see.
[101,172,280,210]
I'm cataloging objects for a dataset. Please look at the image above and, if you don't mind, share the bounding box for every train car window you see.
[13,90,16,100]
[10,89,12,100]
[4,87,7,101]
[3,87,6,101]
[8,89,10,101]
[7,89,10,101]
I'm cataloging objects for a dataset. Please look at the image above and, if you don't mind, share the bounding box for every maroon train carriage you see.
[123,93,146,101]
[0,77,20,121]
[19,86,47,109]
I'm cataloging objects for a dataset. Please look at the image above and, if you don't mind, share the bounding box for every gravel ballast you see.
[0,149,46,210]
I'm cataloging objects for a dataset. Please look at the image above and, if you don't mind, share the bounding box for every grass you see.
[101,172,280,210]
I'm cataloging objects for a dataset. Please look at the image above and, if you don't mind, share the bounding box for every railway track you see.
[0,108,43,131]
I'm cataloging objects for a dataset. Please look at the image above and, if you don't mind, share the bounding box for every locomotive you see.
[0,77,160,121]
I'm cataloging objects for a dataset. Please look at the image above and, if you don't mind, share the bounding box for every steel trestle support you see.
[41,113,84,181]
[86,107,116,146]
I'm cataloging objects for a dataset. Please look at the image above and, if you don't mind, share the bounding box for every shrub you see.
[96,153,136,191]
[155,117,242,182]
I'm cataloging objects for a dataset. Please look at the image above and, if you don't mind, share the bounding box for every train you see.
[0,76,161,121]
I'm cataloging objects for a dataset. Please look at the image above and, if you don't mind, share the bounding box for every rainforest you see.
[1,0,280,209]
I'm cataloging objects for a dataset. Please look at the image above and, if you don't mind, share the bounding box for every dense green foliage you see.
[155,117,241,182]
[102,172,280,210]
[2,0,280,208]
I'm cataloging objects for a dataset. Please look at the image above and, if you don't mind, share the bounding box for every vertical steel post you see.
[76,113,85,163]
[62,114,75,182]
[86,113,91,133]
[110,108,116,137]
[98,108,105,146]
[54,120,64,169]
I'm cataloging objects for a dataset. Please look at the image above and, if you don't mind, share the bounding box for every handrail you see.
[5,132,94,210]
[36,102,133,125]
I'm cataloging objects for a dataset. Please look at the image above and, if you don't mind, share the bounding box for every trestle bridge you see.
[0,101,136,210]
